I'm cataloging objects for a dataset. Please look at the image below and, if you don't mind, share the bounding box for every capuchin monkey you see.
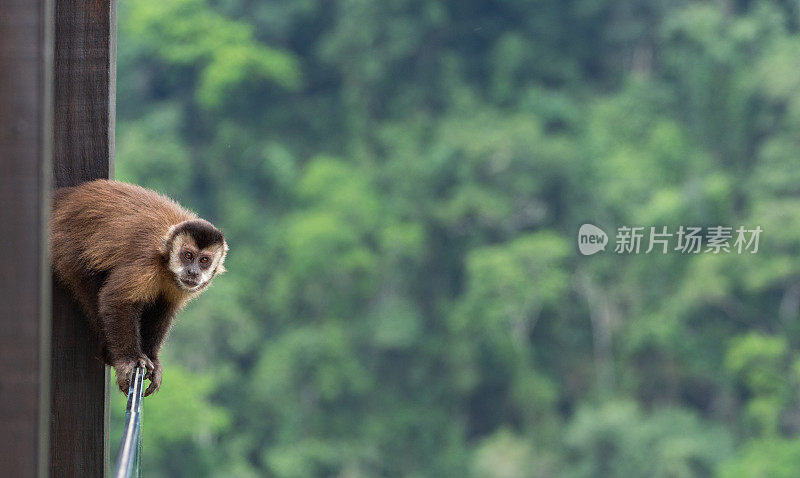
[51,179,228,396]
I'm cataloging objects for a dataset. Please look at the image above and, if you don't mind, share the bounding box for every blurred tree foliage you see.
[112,0,800,476]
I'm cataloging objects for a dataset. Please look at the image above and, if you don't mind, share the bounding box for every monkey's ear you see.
[214,240,228,274]
[160,225,177,257]
[159,237,170,257]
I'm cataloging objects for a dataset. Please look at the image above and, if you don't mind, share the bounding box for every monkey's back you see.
[51,179,196,277]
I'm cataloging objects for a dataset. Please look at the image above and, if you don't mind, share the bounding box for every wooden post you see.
[49,0,116,476]
[0,0,54,476]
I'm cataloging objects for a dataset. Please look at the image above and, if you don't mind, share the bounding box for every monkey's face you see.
[167,233,227,292]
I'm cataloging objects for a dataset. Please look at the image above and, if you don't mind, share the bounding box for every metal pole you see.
[114,367,145,478]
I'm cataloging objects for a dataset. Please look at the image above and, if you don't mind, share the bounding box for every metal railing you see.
[114,367,145,478]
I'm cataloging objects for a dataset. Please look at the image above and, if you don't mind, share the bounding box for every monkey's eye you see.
[183,251,193,261]
[200,257,209,264]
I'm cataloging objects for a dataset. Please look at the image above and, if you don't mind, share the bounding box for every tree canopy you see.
[112,0,800,476]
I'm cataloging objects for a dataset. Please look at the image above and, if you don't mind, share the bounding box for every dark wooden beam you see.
[0,0,54,476]
[50,0,116,476]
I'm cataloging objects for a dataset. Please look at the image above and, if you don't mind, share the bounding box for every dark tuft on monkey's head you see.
[173,219,225,249]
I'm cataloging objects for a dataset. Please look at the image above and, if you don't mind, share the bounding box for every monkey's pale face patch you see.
[167,233,226,292]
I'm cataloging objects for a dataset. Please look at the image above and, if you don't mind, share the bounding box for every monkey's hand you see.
[113,355,156,394]
[144,360,163,397]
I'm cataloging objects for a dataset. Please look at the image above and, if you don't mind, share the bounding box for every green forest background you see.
[110,0,800,476]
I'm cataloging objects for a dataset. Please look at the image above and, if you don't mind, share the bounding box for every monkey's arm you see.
[140,297,179,396]
[98,268,154,393]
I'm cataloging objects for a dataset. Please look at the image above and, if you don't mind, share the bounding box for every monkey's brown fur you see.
[51,179,227,396]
